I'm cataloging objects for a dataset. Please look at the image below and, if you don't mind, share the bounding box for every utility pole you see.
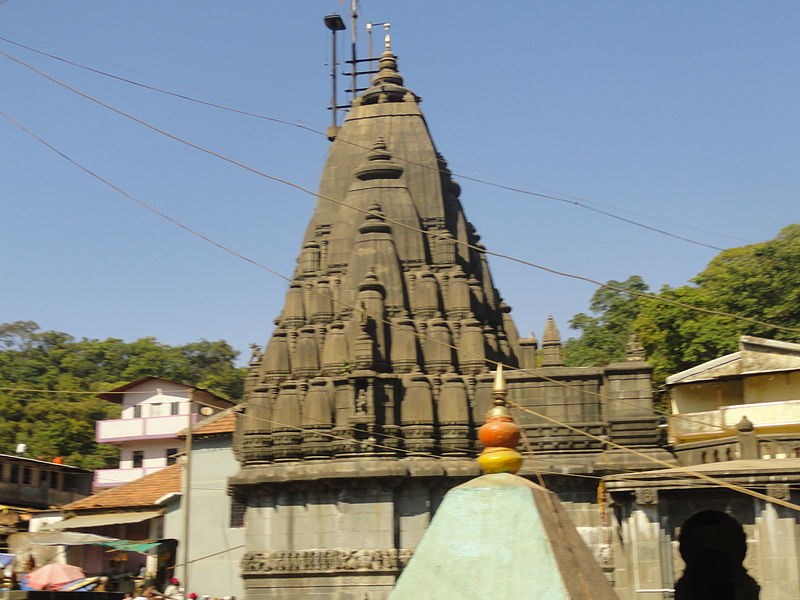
[181,388,193,594]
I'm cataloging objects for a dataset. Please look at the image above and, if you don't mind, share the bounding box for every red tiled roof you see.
[191,413,236,436]
[177,408,237,438]
[97,376,235,406]
[63,464,181,511]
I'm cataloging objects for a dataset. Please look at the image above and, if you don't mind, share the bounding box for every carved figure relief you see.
[240,548,414,575]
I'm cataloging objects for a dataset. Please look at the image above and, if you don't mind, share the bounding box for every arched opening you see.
[675,510,759,599]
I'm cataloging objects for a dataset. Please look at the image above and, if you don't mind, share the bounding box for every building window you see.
[170,402,179,416]
[133,405,142,418]
[166,448,178,466]
[151,403,162,417]
[22,468,32,485]
[10,465,19,483]
[39,470,49,487]
[50,470,58,489]
[132,451,144,468]
[230,498,246,528]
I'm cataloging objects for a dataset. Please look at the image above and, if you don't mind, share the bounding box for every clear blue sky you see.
[2,1,798,363]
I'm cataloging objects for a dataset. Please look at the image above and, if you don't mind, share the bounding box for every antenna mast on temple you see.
[343,1,382,100]
[323,2,384,139]
[323,12,345,133]
[349,0,358,102]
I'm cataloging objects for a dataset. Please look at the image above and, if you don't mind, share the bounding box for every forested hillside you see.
[565,224,800,391]
[4,225,797,466]
[0,321,246,469]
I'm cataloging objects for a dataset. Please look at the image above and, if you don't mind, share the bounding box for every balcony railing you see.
[93,466,167,488]
[668,398,800,444]
[96,414,197,443]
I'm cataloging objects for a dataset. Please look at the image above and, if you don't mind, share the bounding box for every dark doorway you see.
[674,510,759,599]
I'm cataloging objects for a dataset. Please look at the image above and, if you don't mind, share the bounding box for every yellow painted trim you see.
[673,423,800,445]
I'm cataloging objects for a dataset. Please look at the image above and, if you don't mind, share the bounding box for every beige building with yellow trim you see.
[667,335,800,456]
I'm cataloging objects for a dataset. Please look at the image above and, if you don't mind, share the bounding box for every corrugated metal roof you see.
[48,510,162,530]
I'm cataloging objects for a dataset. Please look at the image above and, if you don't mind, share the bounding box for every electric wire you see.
[204,396,800,513]
[446,161,750,243]
[0,35,730,252]
[0,30,748,245]
[506,400,800,513]
[0,111,736,436]
[4,377,798,509]
[173,544,245,568]
[0,30,321,128]
[3,46,797,338]
[4,105,796,508]
[0,384,478,458]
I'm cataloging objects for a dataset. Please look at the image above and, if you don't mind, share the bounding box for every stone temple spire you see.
[541,315,564,367]
[232,26,671,600]
[237,42,522,466]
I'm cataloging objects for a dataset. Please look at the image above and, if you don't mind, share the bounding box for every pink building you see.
[94,376,234,488]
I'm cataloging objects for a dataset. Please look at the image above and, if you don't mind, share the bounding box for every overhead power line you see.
[507,400,800,513]
[447,161,750,243]
[0,34,736,252]
[0,110,769,439]
[0,99,791,434]
[0,29,745,245]
[2,48,797,337]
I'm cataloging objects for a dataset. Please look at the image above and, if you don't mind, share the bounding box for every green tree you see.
[564,225,800,387]
[564,275,649,367]
[635,224,800,382]
[0,322,247,469]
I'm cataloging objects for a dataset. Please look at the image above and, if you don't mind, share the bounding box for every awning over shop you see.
[27,532,117,546]
[46,510,162,530]
[9,532,162,556]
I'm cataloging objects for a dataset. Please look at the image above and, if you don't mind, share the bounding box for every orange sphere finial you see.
[477,364,522,474]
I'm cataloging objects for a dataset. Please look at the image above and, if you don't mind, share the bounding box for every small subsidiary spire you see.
[477,363,523,474]
[541,315,564,367]
[355,138,403,180]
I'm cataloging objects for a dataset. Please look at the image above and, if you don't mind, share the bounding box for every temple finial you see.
[371,29,404,87]
[492,362,506,397]
[384,23,391,51]
[477,363,522,474]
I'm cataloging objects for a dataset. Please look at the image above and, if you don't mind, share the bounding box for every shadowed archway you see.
[675,510,759,600]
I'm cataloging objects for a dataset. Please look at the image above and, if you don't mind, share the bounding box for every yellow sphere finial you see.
[477,363,522,474]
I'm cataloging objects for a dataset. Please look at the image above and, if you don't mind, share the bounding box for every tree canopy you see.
[563,275,649,368]
[564,224,800,389]
[0,322,246,469]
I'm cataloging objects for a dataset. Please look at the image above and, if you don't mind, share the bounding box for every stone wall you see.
[608,486,800,600]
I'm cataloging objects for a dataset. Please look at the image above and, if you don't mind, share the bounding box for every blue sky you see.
[1,1,798,363]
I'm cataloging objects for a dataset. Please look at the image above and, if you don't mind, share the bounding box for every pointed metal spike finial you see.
[492,363,506,396]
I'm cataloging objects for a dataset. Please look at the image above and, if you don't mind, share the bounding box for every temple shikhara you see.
[229,34,670,600]
[229,18,799,600]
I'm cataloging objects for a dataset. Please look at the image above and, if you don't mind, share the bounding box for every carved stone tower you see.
[232,45,520,600]
[231,42,672,600]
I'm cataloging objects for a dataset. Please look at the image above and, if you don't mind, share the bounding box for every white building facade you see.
[94,377,233,488]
